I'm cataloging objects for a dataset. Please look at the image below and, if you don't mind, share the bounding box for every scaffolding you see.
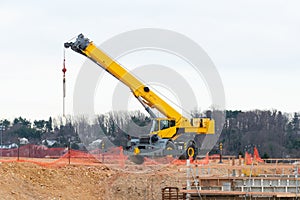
[163,156,300,200]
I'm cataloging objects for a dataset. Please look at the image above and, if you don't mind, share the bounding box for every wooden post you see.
[28,144,30,158]
[238,155,242,176]
[68,138,71,165]
[232,157,236,176]
[219,142,223,164]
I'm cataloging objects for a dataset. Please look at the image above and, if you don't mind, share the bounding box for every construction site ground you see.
[0,159,184,200]
[0,156,299,200]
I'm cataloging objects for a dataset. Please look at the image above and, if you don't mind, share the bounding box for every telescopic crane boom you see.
[65,34,214,163]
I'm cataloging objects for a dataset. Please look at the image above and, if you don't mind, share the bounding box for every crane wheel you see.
[129,155,144,165]
[187,147,195,157]
[165,141,176,158]
[166,141,175,150]
[185,144,197,160]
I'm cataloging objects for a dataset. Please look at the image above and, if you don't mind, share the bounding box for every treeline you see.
[0,111,151,149]
[0,110,299,158]
[0,116,78,148]
[220,110,300,158]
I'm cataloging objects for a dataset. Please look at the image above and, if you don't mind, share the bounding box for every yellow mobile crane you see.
[65,34,214,164]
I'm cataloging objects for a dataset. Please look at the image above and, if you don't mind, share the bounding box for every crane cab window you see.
[152,120,159,132]
[159,119,175,130]
[151,119,176,132]
[160,120,169,130]
[169,120,175,127]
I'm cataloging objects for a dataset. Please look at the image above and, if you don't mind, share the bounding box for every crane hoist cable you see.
[62,49,67,117]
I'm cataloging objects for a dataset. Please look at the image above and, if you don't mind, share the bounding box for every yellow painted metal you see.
[73,38,214,139]
[83,43,188,127]
[184,119,215,134]
[156,126,177,139]
[187,147,195,157]
[134,147,140,155]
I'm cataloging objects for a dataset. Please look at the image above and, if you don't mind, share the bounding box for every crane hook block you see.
[64,34,90,55]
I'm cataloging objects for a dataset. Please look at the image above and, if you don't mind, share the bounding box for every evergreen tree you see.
[292,113,299,131]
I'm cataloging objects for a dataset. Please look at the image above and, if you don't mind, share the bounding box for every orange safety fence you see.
[0,144,66,158]
[171,153,210,165]
[195,153,210,165]
[0,145,226,167]
[0,145,127,168]
[209,154,220,160]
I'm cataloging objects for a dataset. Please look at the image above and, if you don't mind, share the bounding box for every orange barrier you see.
[171,153,209,165]
[209,154,220,160]
[0,145,238,167]
[253,147,264,163]
[245,152,253,165]
[245,147,264,165]
[0,146,128,168]
[194,153,209,165]
[0,144,66,158]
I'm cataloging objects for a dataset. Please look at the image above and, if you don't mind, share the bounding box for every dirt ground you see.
[0,158,294,200]
[0,161,184,200]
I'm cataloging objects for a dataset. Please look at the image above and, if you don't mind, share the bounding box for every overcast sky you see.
[0,0,299,121]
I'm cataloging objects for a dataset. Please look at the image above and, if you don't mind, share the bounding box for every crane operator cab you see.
[150,118,177,139]
[152,119,176,132]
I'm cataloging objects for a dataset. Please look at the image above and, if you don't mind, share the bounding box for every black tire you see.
[186,144,197,160]
[129,155,144,165]
[179,143,197,160]
[166,141,175,150]
[165,141,176,157]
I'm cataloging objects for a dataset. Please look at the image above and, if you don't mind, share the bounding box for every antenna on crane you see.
[62,49,67,117]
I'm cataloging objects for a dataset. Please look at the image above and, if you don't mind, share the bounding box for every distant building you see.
[19,137,29,145]
[0,143,18,149]
[89,139,103,149]
[42,139,57,147]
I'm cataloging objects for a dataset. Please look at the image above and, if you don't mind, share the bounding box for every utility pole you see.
[0,124,5,158]
[17,138,20,161]
[62,50,67,117]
